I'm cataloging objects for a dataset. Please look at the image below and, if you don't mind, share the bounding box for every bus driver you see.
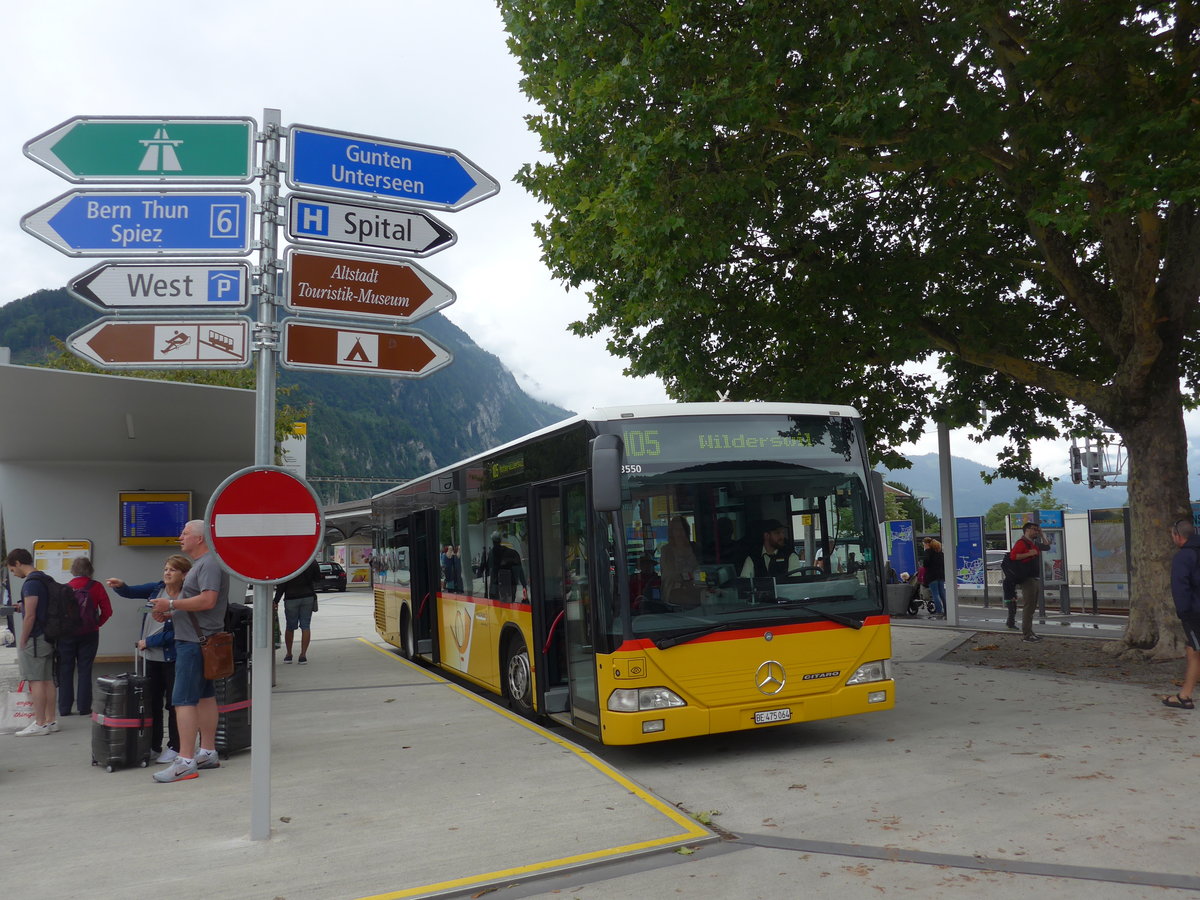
[740,519,804,579]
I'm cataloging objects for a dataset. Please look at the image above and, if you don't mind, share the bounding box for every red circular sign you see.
[207,467,323,583]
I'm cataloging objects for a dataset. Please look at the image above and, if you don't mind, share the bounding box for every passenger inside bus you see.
[613,475,876,631]
[659,516,701,608]
[628,555,663,614]
[708,516,749,572]
[480,532,527,602]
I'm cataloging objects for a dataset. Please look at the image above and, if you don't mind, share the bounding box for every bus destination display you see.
[119,491,191,546]
[612,415,855,475]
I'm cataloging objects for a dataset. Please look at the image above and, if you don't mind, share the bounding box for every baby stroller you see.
[903,577,935,616]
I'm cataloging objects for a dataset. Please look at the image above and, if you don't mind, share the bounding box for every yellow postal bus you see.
[372,402,893,745]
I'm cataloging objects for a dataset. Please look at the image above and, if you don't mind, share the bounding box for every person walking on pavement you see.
[273,558,320,665]
[149,520,229,783]
[4,549,57,736]
[1164,517,1200,709]
[1011,522,1051,642]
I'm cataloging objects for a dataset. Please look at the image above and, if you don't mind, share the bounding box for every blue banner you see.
[956,516,985,586]
[887,520,916,580]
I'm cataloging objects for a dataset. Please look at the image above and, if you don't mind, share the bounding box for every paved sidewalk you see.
[0,592,704,900]
[2,597,1195,899]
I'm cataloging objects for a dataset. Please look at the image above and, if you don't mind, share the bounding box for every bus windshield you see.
[599,413,882,644]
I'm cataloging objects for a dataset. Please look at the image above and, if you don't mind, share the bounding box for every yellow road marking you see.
[355,638,713,900]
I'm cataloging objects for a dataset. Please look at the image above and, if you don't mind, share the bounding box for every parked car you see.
[986,550,1008,571]
[317,562,347,592]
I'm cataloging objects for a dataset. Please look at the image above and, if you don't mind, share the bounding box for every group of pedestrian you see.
[909,516,1200,710]
[441,545,464,593]
[2,552,114,735]
[898,538,947,619]
[920,537,947,619]
[4,520,233,783]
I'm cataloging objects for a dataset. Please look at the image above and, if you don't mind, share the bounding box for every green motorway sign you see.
[24,116,257,183]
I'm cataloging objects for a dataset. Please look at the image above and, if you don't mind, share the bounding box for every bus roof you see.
[590,401,861,420]
[371,401,862,501]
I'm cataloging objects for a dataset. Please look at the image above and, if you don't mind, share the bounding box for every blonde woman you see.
[660,516,701,608]
[106,554,192,763]
[921,537,946,619]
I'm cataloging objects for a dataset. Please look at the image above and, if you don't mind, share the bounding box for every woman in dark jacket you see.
[922,537,947,619]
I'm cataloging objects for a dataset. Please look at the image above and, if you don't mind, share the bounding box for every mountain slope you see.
[877,453,1129,519]
[0,289,572,501]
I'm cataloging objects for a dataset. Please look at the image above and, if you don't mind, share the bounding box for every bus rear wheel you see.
[504,635,534,718]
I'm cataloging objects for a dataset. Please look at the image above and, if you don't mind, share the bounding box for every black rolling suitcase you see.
[225,602,252,665]
[215,662,251,758]
[216,600,253,758]
[92,662,152,772]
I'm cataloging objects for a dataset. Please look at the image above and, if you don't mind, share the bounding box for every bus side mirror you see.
[591,434,623,512]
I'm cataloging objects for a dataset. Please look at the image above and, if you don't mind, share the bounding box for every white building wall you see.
[3,461,250,660]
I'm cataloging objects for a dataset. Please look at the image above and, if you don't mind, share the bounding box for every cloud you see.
[0,0,669,417]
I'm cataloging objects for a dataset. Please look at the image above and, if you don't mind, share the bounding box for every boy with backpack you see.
[4,548,58,736]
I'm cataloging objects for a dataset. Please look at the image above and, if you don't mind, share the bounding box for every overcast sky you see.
[1,0,1188,490]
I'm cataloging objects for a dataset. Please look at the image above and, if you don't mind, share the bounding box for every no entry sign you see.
[206,466,323,583]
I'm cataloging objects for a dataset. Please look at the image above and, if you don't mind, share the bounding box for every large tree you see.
[500,1,1200,657]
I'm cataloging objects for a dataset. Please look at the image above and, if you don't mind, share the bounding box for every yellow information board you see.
[32,540,93,578]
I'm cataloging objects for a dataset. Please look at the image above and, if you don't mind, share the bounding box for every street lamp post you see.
[913,493,931,534]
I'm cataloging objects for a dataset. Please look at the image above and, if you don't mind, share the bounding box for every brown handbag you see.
[188,613,235,680]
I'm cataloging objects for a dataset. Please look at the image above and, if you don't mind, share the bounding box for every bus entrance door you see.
[534,480,599,732]
[411,509,440,662]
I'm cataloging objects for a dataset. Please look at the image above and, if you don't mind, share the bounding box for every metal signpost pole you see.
[938,422,958,626]
[250,109,283,841]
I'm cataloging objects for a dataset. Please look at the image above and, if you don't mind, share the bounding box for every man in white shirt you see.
[739,519,803,579]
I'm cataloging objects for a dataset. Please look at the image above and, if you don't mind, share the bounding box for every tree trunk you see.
[1118,384,1191,661]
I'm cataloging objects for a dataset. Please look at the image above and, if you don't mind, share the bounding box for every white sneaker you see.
[156,748,179,764]
[15,722,50,736]
[47,721,60,733]
[153,757,199,783]
[196,749,221,770]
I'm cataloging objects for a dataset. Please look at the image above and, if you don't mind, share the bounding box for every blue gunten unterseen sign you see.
[21,189,255,257]
[286,125,500,212]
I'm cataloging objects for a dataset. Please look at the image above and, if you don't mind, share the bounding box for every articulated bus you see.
[372,402,894,745]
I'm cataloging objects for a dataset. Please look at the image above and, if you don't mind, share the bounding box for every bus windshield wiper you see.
[774,601,863,629]
[717,600,863,630]
[654,623,734,650]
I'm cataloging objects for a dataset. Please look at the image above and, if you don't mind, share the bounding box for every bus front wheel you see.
[400,608,416,660]
[504,635,534,718]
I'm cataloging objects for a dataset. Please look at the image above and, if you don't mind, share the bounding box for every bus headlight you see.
[608,687,687,712]
[845,660,892,685]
